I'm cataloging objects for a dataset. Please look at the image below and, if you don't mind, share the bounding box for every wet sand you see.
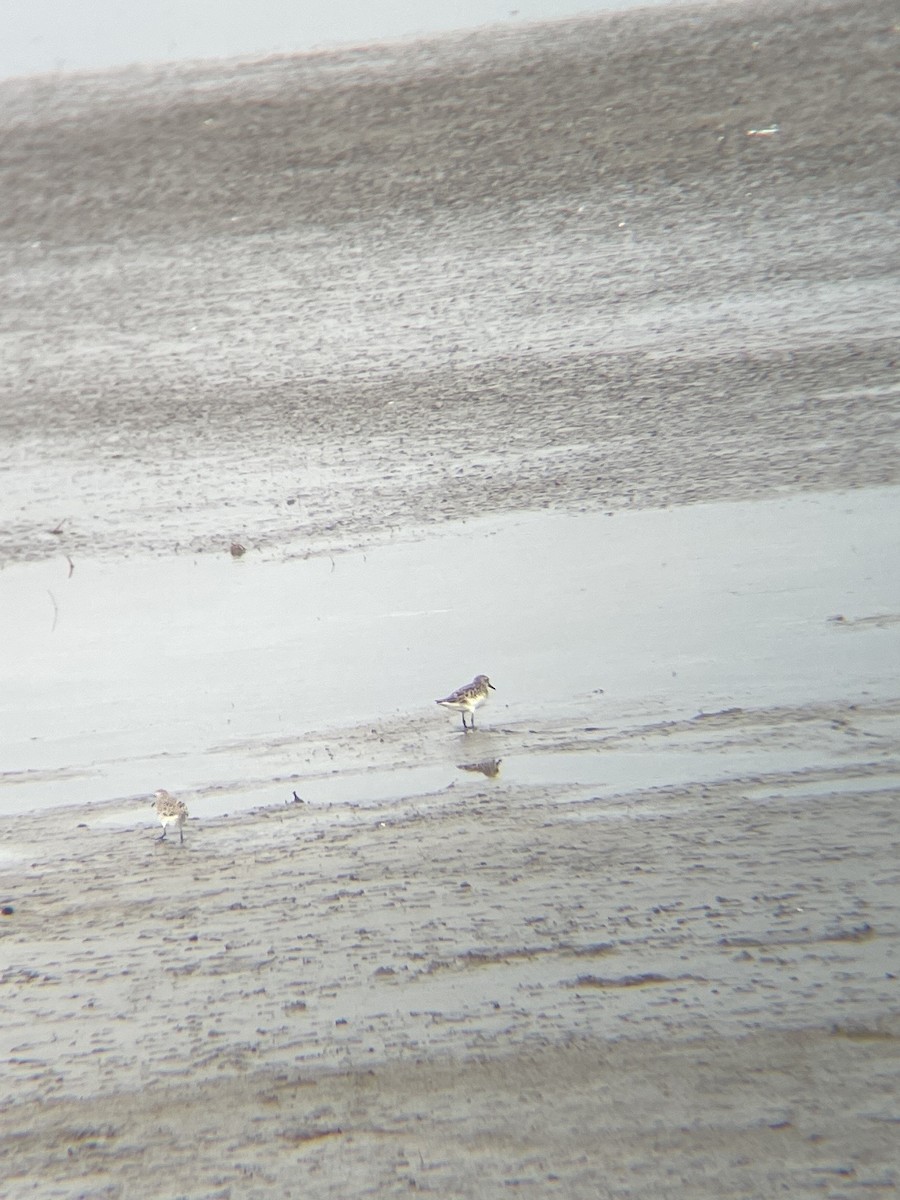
[2,717,899,1196]
[1,0,898,563]
[1,0,900,1196]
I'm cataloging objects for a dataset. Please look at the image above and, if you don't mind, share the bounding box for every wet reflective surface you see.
[2,487,897,820]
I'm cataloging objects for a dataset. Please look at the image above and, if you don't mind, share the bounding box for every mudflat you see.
[1,0,897,562]
[1,1,899,1196]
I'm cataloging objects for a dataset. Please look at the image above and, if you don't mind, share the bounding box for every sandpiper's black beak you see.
[489,682,496,689]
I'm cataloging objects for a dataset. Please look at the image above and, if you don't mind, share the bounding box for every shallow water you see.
[74,742,869,831]
[1,486,897,819]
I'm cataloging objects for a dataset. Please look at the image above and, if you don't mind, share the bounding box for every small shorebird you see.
[153,789,188,844]
[436,674,495,731]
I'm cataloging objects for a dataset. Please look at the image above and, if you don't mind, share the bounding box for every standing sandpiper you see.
[153,789,189,844]
[436,674,495,731]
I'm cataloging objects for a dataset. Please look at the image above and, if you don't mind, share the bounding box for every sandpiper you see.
[153,789,189,844]
[436,674,495,731]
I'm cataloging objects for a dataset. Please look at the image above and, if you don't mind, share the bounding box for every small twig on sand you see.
[66,556,75,578]
[47,590,59,632]
[49,519,67,535]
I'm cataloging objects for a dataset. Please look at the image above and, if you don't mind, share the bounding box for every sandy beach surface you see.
[1,0,899,1196]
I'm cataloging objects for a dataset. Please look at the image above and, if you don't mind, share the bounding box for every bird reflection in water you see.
[457,758,502,779]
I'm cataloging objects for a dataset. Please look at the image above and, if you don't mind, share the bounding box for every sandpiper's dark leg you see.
[179,826,184,845]
[461,712,468,731]
[157,829,167,841]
